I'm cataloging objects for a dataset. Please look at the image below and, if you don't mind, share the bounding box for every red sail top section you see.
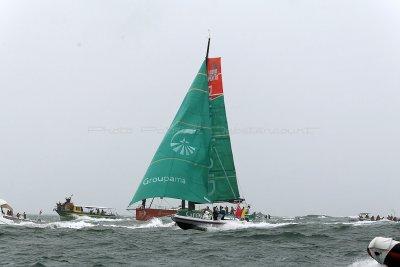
[207,57,223,100]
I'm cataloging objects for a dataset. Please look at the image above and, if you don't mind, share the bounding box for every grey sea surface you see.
[0,215,389,266]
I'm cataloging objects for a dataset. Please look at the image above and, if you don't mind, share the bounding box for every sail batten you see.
[149,158,211,168]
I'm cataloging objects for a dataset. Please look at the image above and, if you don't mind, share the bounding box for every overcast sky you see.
[0,1,399,216]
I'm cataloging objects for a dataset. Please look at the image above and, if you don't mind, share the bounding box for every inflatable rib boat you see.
[368,237,400,267]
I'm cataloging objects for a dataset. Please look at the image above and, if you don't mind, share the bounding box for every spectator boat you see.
[0,198,27,223]
[54,196,117,220]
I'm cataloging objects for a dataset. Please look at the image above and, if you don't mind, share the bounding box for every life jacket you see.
[241,208,247,218]
[235,206,242,218]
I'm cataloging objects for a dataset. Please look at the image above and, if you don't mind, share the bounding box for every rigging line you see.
[213,146,237,199]
[149,197,155,208]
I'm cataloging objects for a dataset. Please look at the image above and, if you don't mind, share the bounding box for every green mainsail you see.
[129,58,240,206]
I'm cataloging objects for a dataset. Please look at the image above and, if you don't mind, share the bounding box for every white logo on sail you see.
[170,129,197,156]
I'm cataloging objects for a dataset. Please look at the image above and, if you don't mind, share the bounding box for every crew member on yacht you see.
[235,204,242,219]
[241,205,250,221]
[230,207,235,215]
[220,206,226,220]
[212,207,218,220]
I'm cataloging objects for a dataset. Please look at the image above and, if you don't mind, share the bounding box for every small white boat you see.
[171,209,255,231]
[172,214,227,231]
[0,199,23,223]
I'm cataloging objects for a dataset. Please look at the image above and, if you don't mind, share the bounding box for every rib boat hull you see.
[171,214,226,231]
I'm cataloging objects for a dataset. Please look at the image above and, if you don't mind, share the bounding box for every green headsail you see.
[130,61,213,205]
[207,95,239,202]
[207,57,240,202]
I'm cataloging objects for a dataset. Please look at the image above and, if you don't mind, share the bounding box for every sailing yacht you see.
[128,38,251,228]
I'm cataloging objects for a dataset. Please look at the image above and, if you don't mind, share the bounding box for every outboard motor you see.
[368,237,400,266]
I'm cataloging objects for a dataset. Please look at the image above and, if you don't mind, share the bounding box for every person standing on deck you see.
[220,206,226,220]
[235,204,242,219]
[212,207,218,220]
[241,205,250,221]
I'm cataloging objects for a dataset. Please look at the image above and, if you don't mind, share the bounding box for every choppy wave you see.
[208,221,296,231]
[343,220,389,226]
[0,217,95,229]
[0,215,175,230]
[0,214,395,265]
[0,217,14,225]
[323,220,394,227]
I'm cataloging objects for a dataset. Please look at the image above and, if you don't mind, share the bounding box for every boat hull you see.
[55,210,117,221]
[172,214,226,231]
[368,237,400,267]
[135,208,177,221]
[1,215,22,223]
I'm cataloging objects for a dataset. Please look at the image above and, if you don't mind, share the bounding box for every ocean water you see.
[0,215,392,266]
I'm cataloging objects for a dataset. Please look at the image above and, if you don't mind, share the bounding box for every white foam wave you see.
[348,258,381,267]
[74,215,129,223]
[323,220,391,227]
[49,221,95,229]
[344,220,385,226]
[208,221,296,231]
[108,218,175,230]
[12,220,95,229]
[0,216,14,225]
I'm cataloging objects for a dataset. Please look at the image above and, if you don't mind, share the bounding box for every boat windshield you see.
[0,202,13,215]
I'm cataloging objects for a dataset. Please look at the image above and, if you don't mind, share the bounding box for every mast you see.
[187,36,211,211]
[205,33,211,69]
